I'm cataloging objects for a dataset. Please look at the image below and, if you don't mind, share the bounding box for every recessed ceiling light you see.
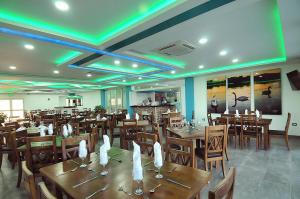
[198,65,204,69]
[198,37,208,44]
[24,44,34,50]
[86,73,92,77]
[122,79,126,82]
[132,63,138,68]
[171,70,176,74]
[114,60,120,65]
[54,1,69,11]
[232,58,239,63]
[155,83,159,86]
[219,50,227,56]
[138,77,142,80]
[53,70,60,74]
[9,65,16,70]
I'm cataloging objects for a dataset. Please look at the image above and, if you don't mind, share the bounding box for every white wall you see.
[0,90,101,111]
[193,62,300,136]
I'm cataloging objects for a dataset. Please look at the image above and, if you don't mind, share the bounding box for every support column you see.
[185,77,195,121]
[100,89,106,108]
[125,86,133,116]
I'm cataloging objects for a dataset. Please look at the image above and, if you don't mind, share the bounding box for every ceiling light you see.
[132,63,138,68]
[54,1,69,11]
[232,58,239,63]
[171,70,176,74]
[114,60,120,65]
[198,37,208,44]
[198,65,204,69]
[86,73,92,77]
[219,50,227,56]
[53,70,60,74]
[138,77,142,80]
[9,65,16,70]
[122,79,126,82]
[24,44,34,50]
[155,83,159,86]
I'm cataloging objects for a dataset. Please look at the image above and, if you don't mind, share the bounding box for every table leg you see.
[16,151,22,188]
[263,125,269,150]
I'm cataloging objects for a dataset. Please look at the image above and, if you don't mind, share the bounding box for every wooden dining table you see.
[40,147,212,199]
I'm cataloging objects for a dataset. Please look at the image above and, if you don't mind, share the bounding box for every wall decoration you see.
[227,74,251,112]
[207,77,226,113]
[254,68,281,115]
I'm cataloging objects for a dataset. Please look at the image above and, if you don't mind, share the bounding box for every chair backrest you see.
[22,161,38,199]
[136,132,157,156]
[38,182,57,199]
[208,167,236,199]
[165,137,195,167]
[61,134,91,161]
[25,135,57,172]
[123,119,137,126]
[241,115,260,135]
[204,125,227,158]
[169,116,183,128]
[285,113,291,135]
[151,123,161,143]
[90,127,99,152]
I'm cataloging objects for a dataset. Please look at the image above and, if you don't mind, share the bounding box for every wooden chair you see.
[136,132,157,157]
[90,127,99,152]
[0,129,16,169]
[241,115,262,151]
[208,167,236,199]
[25,135,57,173]
[269,112,291,150]
[120,119,141,149]
[196,125,227,177]
[22,161,38,199]
[165,137,195,168]
[61,134,91,161]
[150,122,161,143]
[207,112,214,126]
[108,116,120,146]
[38,181,57,199]
[169,116,183,128]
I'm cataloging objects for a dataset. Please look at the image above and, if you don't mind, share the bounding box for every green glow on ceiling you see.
[110,78,158,85]
[91,75,124,83]
[143,54,186,68]
[273,0,286,57]
[54,51,82,65]
[0,0,177,45]
[155,57,286,79]
[88,63,157,74]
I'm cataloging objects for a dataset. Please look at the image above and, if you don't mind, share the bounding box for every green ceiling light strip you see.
[110,78,158,85]
[55,51,82,65]
[273,0,286,57]
[143,54,186,68]
[155,57,286,79]
[87,63,157,74]
[91,75,124,83]
[0,0,177,45]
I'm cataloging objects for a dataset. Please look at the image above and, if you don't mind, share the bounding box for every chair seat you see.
[195,147,223,159]
[269,130,285,135]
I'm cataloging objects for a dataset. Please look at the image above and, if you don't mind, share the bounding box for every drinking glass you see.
[154,163,163,179]
[100,162,108,176]
[134,180,143,195]
[79,152,87,168]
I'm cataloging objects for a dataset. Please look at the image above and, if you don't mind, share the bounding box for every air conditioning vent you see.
[154,40,195,56]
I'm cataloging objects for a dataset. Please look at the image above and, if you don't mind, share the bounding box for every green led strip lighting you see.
[0,0,177,45]
[55,51,82,65]
[143,54,186,68]
[91,75,124,83]
[110,78,158,85]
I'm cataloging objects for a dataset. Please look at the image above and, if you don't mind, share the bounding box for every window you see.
[0,99,24,119]
[106,88,124,112]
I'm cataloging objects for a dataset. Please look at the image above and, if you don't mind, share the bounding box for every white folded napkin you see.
[126,113,130,119]
[132,141,143,181]
[40,126,46,137]
[135,113,140,121]
[101,117,107,120]
[79,140,88,159]
[224,109,229,114]
[16,126,26,132]
[63,125,69,138]
[103,135,111,151]
[167,109,170,113]
[67,123,73,135]
[245,109,248,115]
[154,142,163,168]
[99,144,108,165]
[175,109,178,113]
[48,123,54,135]
[256,109,260,118]
[235,109,240,117]
[96,114,101,121]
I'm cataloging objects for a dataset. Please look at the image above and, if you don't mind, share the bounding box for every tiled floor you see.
[0,136,299,199]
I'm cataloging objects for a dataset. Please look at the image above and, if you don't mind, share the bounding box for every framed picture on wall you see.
[207,77,226,113]
[254,68,282,115]
[227,74,251,112]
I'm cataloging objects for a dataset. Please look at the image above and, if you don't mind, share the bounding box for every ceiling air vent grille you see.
[155,40,195,56]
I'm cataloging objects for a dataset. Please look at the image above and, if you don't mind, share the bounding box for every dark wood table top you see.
[40,147,211,199]
[216,117,272,125]
[116,120,150,128]
[166,126,205,140]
